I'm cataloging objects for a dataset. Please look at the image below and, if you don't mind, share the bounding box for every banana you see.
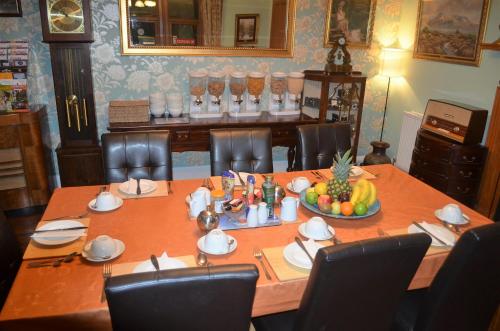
[350,185,361,205]
[366,181,377,207]
[357,179,370,204]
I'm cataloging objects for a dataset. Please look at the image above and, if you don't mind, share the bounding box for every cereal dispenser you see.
[229,71,246,113]
[284,71,305,112]
[269,72,287,111]
[189,70,207,114]
[207,71,225,113]
[246,72,265,112]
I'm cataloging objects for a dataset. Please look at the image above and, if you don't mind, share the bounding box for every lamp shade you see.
[379,48,405,78]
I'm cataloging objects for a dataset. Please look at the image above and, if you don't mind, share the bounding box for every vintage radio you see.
[421,99,487,144]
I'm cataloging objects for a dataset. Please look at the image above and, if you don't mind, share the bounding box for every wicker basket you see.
[108,100,150,123]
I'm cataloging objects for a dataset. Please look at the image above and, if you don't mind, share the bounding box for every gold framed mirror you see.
[119,0,296,57]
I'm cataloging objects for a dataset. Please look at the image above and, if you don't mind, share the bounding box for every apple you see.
[317,194,332,213]
[305,191,319,205]
[331,201,341,215]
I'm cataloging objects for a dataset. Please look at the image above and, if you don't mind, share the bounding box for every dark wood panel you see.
[56,145,104,187]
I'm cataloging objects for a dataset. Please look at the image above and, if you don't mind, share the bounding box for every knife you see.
[412,221,450,246]
[150,254,160,271]
[294,237,314,264]
[136,178,141,195]
[235,171,246,186]
[33,226,88,233]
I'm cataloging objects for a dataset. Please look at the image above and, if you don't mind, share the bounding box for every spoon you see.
[196,251,208,267]
[442,221,461,234]
[28,252,77,268]
[227,239,235,253]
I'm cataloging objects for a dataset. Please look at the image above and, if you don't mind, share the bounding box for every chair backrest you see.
[210,128,273,176]
[102,131,172,183]
[0,209,21,310]
[294,233,431,331]
[294,123,351,170]
[414,222,500,331]
[105,264,259,331]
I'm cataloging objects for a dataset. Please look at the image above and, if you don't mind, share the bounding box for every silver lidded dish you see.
[197,210,220,233]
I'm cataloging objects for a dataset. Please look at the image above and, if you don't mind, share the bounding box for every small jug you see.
[189,190,207,218]
[280,197,299,222]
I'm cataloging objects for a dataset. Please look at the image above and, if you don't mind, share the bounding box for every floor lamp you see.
[363,47,405,165]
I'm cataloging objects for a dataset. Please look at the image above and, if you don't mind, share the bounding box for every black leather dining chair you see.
[101,130,173,183]
[294,123,352,170]
[209,128,273,176]
[252,233,431,331]
[105,264,259,331]
[392,222,500,331]
[0,209,21,310]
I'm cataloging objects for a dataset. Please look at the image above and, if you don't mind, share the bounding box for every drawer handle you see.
[456,186,471,194]
[459,170,473,178]
[462,156,476,162]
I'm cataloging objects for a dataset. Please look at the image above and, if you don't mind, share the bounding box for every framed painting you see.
[414,0,490,66]
[0,0,22,17]
[235,14,259,46]
[324,0,376,48]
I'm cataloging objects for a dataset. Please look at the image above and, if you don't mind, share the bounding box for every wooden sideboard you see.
[409,129,487,207]
[0,107,50,210]
[108,112,318,171]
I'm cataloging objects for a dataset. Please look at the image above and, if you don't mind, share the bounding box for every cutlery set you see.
[311,171,327,181]
[27,252,78,268]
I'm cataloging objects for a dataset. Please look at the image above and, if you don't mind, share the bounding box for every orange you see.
[340,202,354,216]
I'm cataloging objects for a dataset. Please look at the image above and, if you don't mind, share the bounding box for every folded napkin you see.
[132,252,187,273]
[411,221,456,247]
[124,178,140,195]
[31,230,87,239]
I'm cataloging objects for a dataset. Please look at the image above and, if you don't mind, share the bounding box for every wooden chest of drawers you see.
[409,129,487,207]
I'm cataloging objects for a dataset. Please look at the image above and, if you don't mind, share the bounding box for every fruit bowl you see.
[299,189,381,220]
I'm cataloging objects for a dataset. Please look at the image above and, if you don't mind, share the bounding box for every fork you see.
[253,247,272,280]
[101,263,112,302]
[167,181,173,194]
[43,212,89,222]
[315,171,328,180]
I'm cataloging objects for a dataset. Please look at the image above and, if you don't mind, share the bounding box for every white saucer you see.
[298,223,335,241]
[197,234,237,255]
[133,252,187,273]
[118,179,157,195]
[408,223,456,247]
[283,240,324,270]
[82,239,125,262]
[286,182,309,194]
[434,209,469,225]
[32,220,85,246]
[88,197,123,212]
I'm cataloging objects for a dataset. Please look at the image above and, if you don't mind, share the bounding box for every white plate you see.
[298,223,335,241]
[286,182,309,194]
[408,223,456,247]
[132,252,187,273]
[32,220,85,246]
[283,240,324,270]
[118,179,157,195]
[82,239,125,262]
[88,197,123,212]
[434,209,469,225]
[197,234,237,255]
[329,165,364,177]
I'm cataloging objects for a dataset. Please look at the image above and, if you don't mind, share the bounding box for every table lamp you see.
[363,47,405,165]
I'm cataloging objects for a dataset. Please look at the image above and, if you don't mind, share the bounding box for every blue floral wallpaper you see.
[0,0,403,173]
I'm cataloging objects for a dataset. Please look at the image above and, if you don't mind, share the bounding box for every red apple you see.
[317,195,332,213]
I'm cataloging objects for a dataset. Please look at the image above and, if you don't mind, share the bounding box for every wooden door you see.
[269,0,287,48]
[476,86,500,220]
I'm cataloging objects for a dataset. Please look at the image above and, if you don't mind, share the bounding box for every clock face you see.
[339,37,346,45]
[48,0,85,34]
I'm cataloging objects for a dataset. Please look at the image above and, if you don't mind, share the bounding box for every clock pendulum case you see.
[40,0,104,186]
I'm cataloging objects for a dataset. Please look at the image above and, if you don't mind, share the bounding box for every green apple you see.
[305,191,319,205]
[331,201,341,215]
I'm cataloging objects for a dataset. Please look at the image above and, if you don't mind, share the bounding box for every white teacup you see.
[291,177,311,192]
[440,203,464,224]
[195,186,211,206]
[95,192,117,210]
[90,235,116,258]
[204,229,229,253]
[305,217,330,238]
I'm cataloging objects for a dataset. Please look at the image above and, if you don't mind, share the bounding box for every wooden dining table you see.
[0,165,493,330]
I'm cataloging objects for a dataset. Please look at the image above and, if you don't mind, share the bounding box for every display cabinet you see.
[301,70,366,159]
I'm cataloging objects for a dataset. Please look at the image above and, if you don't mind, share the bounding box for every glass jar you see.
[189,70,207,104]
[287,72,305,96]
[229,71,247,104]
[271,72,287,105]
[211,189,226,214]
[247,72,265,103]
[207,71,225,105]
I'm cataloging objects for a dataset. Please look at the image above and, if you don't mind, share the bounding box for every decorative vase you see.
[363,141,391,165]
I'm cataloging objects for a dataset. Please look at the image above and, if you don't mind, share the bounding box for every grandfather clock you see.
[40,0,104,186]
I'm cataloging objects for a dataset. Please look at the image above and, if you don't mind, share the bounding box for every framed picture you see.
[324,0,376,48]
[414,0,490,66]
[235,14,259,46]
[0,0,22,17]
